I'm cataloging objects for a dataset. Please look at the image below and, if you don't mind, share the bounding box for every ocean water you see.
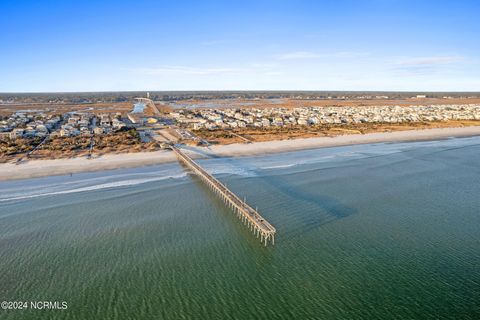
[1,137,479,319]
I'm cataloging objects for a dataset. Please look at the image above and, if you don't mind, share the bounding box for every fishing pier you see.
[171,146,276,246]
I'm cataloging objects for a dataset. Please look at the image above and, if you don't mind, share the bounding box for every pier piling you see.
[171,146,276,246]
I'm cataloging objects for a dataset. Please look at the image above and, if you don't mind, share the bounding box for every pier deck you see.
[171,146,276,246]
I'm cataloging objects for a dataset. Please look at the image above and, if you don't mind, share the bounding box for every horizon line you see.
[2,89,480,95]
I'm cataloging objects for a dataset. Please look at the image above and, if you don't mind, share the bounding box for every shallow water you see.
[1,137,479,319]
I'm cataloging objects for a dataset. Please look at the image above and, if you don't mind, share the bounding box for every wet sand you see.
[1,126,480,181]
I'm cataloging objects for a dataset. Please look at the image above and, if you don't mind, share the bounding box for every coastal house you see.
[10,128,24,139]
[127,113,144,125]
[59,129,70,137]
[193,122,204,130]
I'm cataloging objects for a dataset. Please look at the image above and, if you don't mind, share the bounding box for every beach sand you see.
[1,126,480,181]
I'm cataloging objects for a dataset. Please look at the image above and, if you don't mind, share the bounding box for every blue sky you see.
[1,0,479,92]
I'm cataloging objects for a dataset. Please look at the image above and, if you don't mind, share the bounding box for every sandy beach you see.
[1,125,480,181]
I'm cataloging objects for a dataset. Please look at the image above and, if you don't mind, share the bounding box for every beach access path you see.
[1,126,480,181]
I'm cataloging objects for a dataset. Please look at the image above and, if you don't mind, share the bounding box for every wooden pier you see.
[171,146,276,246]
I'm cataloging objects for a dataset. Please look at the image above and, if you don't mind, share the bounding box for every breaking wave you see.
[0,173,187,203]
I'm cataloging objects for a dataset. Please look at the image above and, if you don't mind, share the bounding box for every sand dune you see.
[1,126,480,181]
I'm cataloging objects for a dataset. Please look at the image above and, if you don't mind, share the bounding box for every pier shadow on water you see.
[253,169,358,239]
[198,155,359,238]
[181,168,276,258]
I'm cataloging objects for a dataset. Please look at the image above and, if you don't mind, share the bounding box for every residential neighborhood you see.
[2,103,480,143]
[0,111,128,140]
[171,104,480,131]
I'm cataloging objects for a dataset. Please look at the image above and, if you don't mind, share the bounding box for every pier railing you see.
[171,146,276,246]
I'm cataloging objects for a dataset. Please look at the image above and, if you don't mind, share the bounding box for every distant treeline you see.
[1,91,480,104]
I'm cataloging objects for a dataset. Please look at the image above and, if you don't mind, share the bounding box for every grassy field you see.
[194,120,480,145]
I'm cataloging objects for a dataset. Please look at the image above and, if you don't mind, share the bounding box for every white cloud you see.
[395,56,464,66]
[392,56,465,76]
[276,51,323,60]
[127,62,286,78]
[275,51,369,61]
[130,65,244,76]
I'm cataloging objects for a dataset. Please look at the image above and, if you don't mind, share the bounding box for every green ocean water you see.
[0,137,479,319]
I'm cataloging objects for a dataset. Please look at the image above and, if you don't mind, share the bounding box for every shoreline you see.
[1,125,480,181]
